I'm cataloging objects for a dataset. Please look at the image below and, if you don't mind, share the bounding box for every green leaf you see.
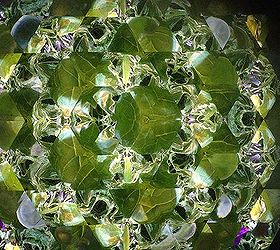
[55,225,107,249]
[11,123,36,155]
[0,191,23,225]
[128,17,179,52]
[0,53,21,82]
[114,92,139,146]
[59,202,85,226]
[141,52,171,81]
[8,88,39,153]
[251,120,275,152]
[192,125,239,187]
[258,189,280,223]
[134,0,172,17]
[141,161,178,188]
[0,162,24,191]
[0,25,18,53]
[193,224,218,250]
[236,188,253,212]
[86,0,117,17]
[50,128,114,190]
[193,222,240,250]
[206,90,240,117]
[57,17,83,37]
[132,188,178,223]
[108,23,142,54]
[49,53,117,101]
[11,88,40,123]
[193,52,238,85]
[250,87,276,118]
[0,92,25,151]
[208,221,240,248]
[110,188,141,217]
[122,55,131,86]
[77,123,100,149]
[93,223,122,247]
[190,52,239,115]
[50,0,93,16]
[114,83,182,154]
[109,17,179,53]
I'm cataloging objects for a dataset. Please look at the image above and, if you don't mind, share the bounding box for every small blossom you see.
[187,114,195,125]
[0,11,6,22]
[4,243,20,250]
[233,226,250,247]
[0,219,6,230]
[250,153,261,163]
[248,73,261,86]
[186,40,193,47]
[57,191,67,202]
[55,40,62,51]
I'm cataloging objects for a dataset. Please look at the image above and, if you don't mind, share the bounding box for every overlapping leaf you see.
[114,83,182,154]
[190,51,239,115]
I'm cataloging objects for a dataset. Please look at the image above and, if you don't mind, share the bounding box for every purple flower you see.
[250,153,262,163]
[0,219,6,230]
[185,40,193,47]
[55,40,62,51]
[248,74,261,86]
[233,226,250,247]
[57,191,67,202]
[187,114,195,125]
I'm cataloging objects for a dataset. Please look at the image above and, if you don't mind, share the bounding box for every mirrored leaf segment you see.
[0,1,280,249]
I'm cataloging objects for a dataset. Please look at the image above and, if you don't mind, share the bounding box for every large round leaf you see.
[114,83,182,154]
[192,125,239,187]
[50,128,114,190]
[109,17,180,53]
[132,188,178,223]
[190,52,239,115]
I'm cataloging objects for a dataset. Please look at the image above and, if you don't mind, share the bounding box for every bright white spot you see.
[206,16,231,50]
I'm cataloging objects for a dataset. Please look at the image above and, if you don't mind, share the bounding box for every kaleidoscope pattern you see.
[0,1,280,249]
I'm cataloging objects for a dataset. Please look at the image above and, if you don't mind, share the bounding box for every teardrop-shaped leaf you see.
[16,193,46,229]
[217,194,232,218]
[206,16,231,50]
[0,92,25,150]
[141,160,178,188]
[108,23,142,54]
[0,53,21,83]
[0,162,23,191]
